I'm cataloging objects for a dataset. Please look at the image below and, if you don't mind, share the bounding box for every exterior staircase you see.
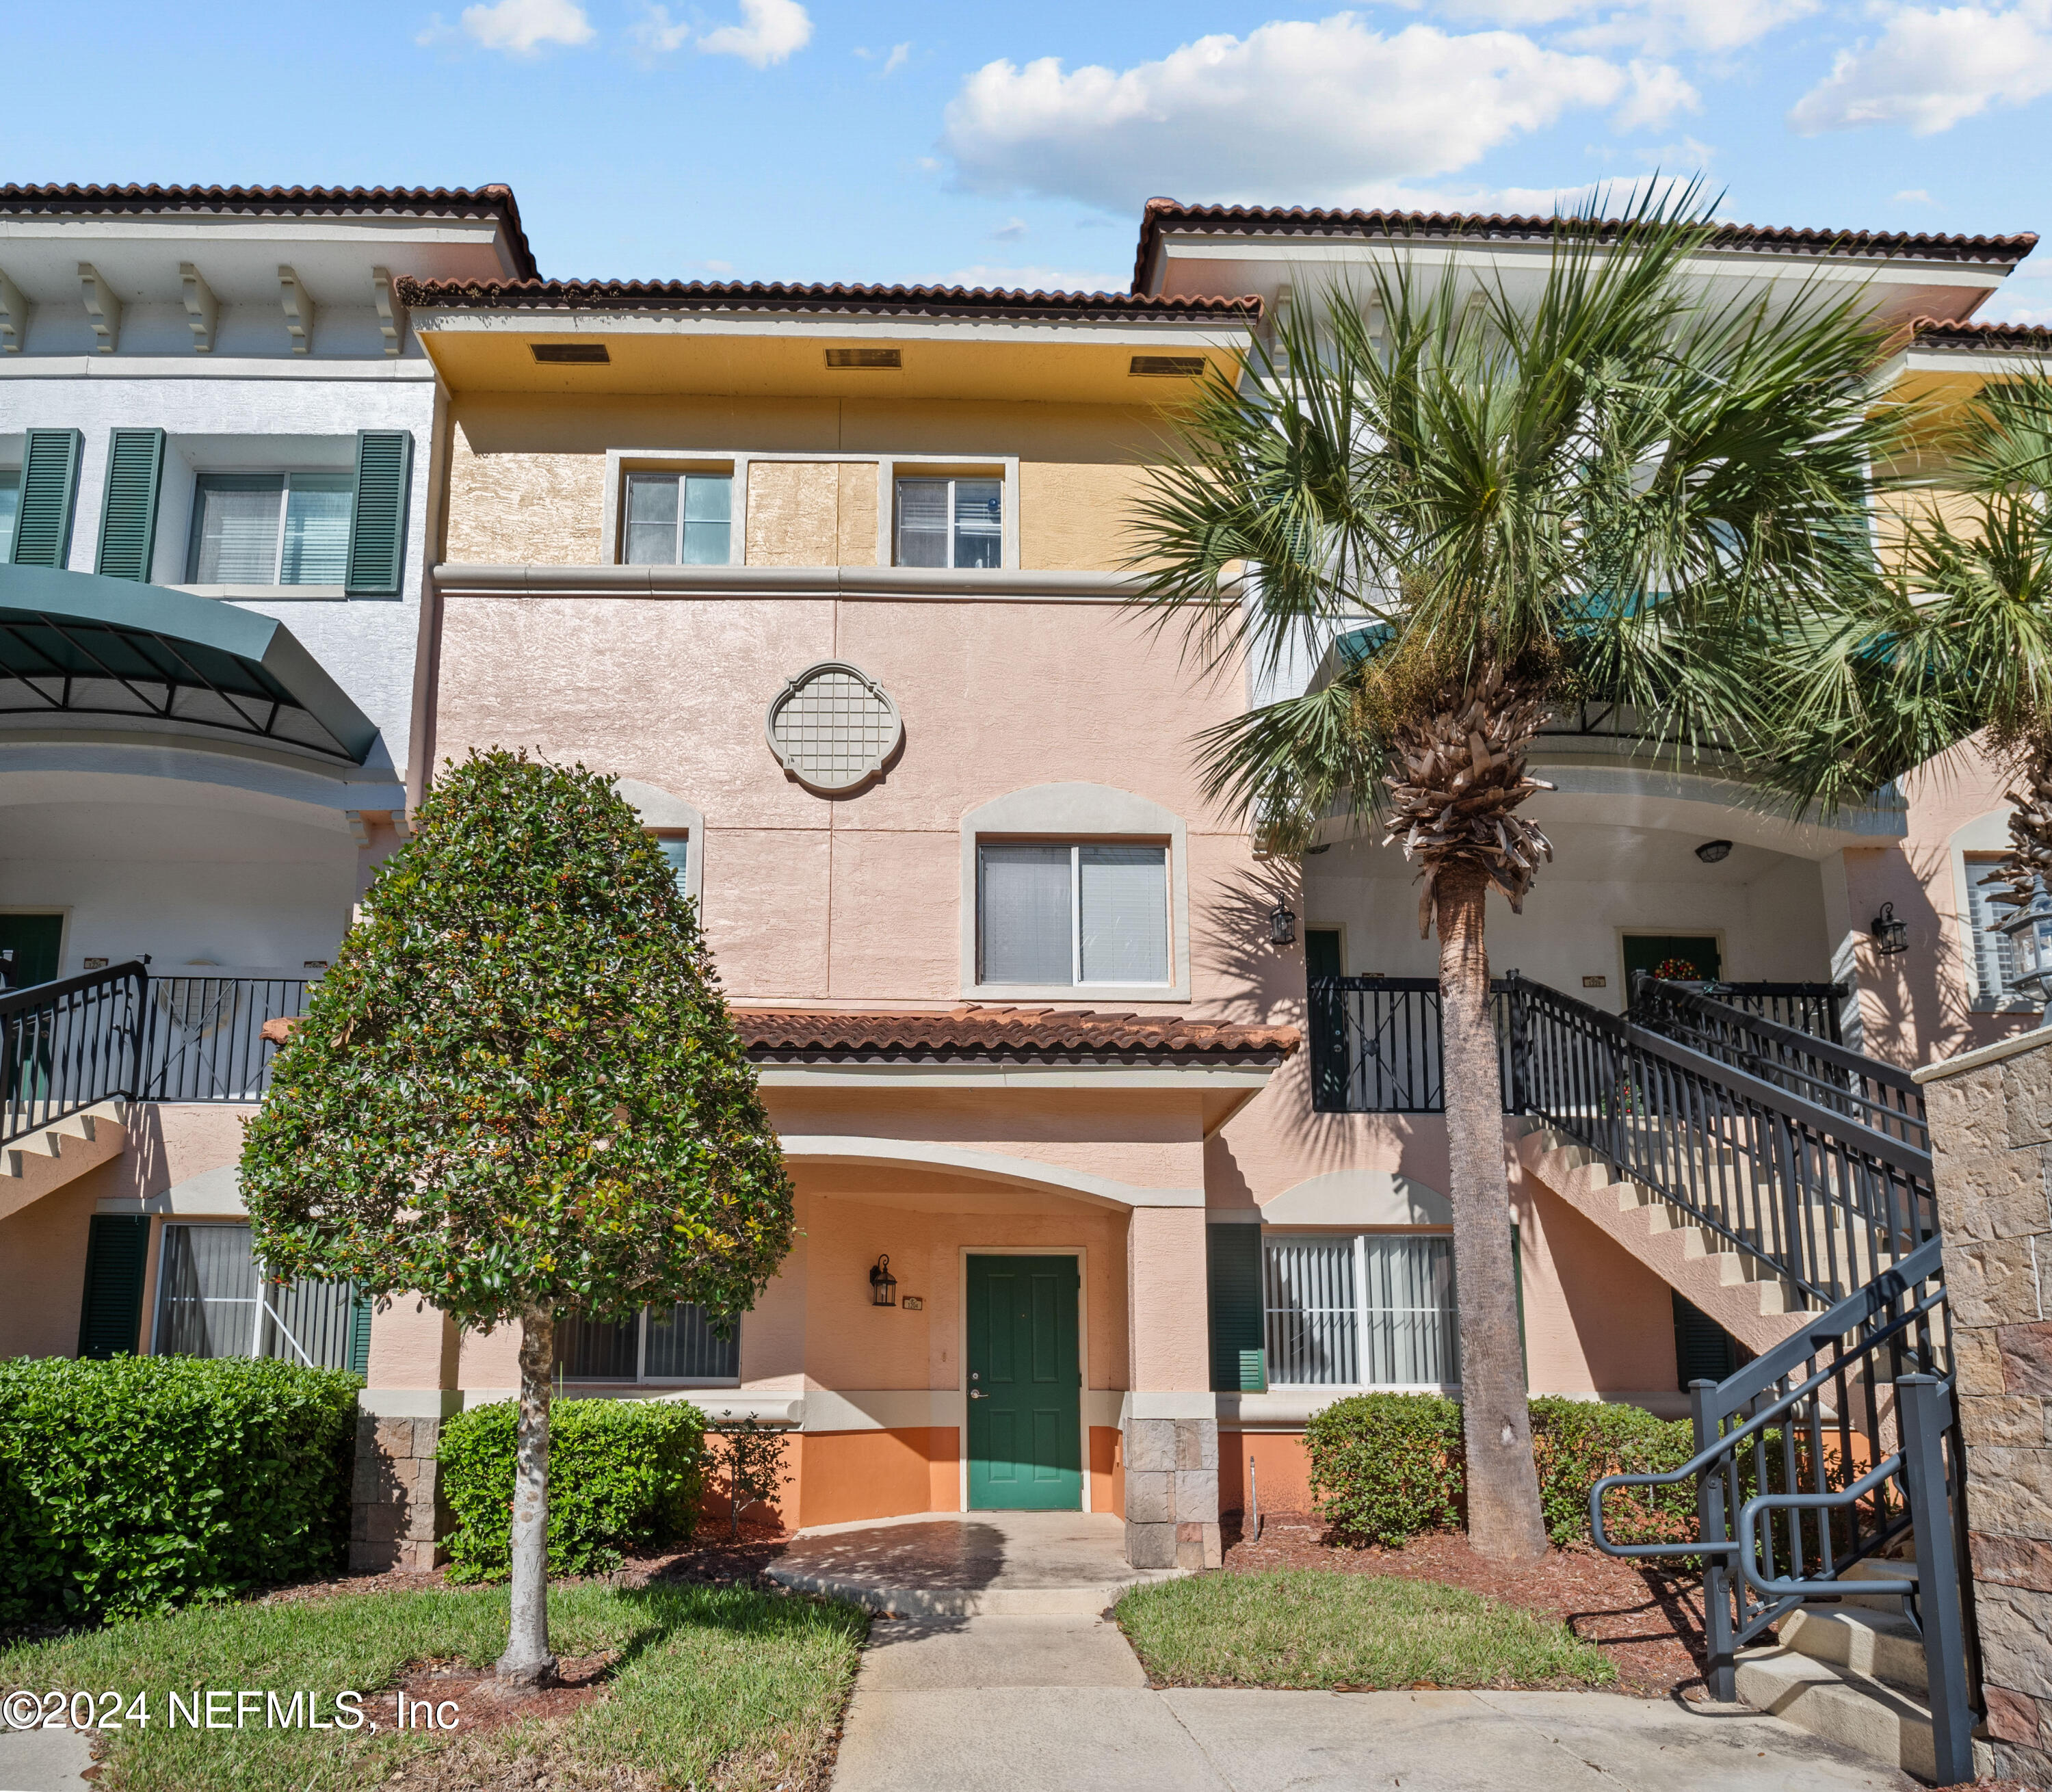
[1735,1561,1993,1783]
[1512,1118,1808,1356]
[0,1098,129,1223]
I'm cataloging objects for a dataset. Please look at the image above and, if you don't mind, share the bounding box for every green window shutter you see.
[77,1214,153,1359]
[347,1286,373,1377]
[94,427,166,581]
[1207,1222,1267,1393]
[10,428,83,567]
[343,429,412,596]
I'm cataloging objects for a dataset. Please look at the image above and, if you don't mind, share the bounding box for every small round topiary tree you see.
[240,750,793,1685]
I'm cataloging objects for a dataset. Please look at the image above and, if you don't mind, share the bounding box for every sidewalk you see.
[829,1613,1919,1792]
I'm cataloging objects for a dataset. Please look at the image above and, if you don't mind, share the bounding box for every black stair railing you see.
[0,962,148,1150]
[1629,973,1927,1155]
[1503,973,1936,1307]
[1588,1237,1979,1783]
[135,977,311,1103]
[1700,980,1847,1043]
[1307,976,1514,1114]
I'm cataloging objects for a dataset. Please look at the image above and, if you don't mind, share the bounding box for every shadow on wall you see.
[1855,843,2008,1070]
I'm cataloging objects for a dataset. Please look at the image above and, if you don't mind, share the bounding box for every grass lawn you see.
[0,1578,867,1791]
[1116,1570,1617,1692]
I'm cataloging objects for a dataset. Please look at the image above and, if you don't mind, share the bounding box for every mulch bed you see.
[1220,1515,1713,1700]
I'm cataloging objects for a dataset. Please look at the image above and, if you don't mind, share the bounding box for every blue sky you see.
[6,0,2049,319]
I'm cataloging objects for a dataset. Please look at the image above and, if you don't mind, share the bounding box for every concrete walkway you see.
[767,1512,1185,1616]
[830,1614,1919,1792]
[0,1720,93,1791]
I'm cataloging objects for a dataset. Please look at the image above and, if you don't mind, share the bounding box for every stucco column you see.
[1918,1028,2052,1782]
[1819,851,1867,1054]
[352,1295,461,1573]
[1123,1204,1220,1571]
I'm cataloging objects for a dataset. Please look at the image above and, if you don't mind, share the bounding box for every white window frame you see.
[612,780,705,908]
[598,450,1020,571]
[1950,811,2044,1013]
[555,1303,742,1388]
[182,470,353,592]
[891,473,1005,570]
[977,841,1172,990]
[1262,1228,1460,1394]
[618,466,737,567]
[959,783,1191,1002]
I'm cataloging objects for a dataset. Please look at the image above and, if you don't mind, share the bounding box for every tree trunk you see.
[496,1306,557,1687]
[1435,862,1550,1562]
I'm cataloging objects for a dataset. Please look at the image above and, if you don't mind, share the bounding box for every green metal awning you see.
[0,564,378,763]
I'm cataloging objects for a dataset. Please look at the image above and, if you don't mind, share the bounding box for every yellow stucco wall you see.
[440,395,1168,571]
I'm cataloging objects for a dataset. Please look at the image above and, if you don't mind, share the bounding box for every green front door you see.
[0,913,64,990]
[1622,934,1722,990]
[966,1254,1081,1511]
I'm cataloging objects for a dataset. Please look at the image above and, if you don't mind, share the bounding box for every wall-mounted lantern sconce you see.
[868,1254,897,1308]
[1871,902,1910,958]
[1694,839,1733,865]
[1268,903,1298,947]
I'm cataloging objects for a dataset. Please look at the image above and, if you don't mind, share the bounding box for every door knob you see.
[968,1389,987,1399]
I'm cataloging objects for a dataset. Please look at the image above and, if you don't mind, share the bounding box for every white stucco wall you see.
[0,363,434,778]
[1304,821,1832,1007]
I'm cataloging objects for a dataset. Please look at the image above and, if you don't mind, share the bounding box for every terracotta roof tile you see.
[263,1006,1299,1062]
[395,274,1259,324]
[1133,197,2040,291]
[1910,317,2052,353]
[741,1005,1298,1062]
[0,183,538,280]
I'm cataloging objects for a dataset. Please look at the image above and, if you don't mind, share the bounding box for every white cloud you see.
[941,14,1631,211]
[1984,256,2052,324]
[1612,58,1699,129]
[883,42,911,76]
[699,0,813,67]
[947,263,1130,293]
[1394,0,1817,54]
[1788,2,2052,134]
[1893,187,1937,203]
[460,0,593,55]
[631,2,692,53]
[990,217,1029,241]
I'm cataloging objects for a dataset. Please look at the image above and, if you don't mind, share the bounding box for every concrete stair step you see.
[0,1100,129,1222]
[1734,1643,1988,1784]
[1837,1557,1919,1613]
[1781,1605,1929,1694]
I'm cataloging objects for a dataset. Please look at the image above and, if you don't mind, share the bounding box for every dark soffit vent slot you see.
[531,342,610,364]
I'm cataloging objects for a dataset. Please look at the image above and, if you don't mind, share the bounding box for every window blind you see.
[1079,845,1168,983]
[1360,1235,1458,1384]
[281,475,352,583]
[1966,855,2023,999]
[1264,1236,1358,1385]
[646,1303,739,1379]
[189,476,283,583]
[653,833,690,897]
[895,477,951,567]
[155,1222,259,1358]
[953,478,1002,568]
[555,1310,639,1380]
[979,843,1073,984]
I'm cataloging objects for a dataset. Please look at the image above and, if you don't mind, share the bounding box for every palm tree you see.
[1126,190,1902,1559]
[1775,373,2052,947]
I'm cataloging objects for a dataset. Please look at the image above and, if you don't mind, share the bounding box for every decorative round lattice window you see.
[763,661,904,795]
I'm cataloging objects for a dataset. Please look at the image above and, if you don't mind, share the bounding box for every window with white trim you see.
[1965,853,2027,1003]
[647,829,690,899]
[1263,1233,1458,1387]
[186,473,353,585]
[977,842,1170,986]
[623,471,733,566]
[152,1222,363,1370]
[894,476,1001,568]
[555,1304,739,1384]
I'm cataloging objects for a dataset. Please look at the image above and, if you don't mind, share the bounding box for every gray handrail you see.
[1735,1456,1912,1598]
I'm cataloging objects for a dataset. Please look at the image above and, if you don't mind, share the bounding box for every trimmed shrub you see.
[1303,1393,1464,1547]
[440,1397,707,1582]
[1302,1391,1700,1550]
[1528,1396,1696,1547]
[0,1356,359,1626]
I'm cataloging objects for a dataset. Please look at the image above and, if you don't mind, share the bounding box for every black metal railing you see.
[1,966,315,1150]
[1,962,148,1149]
[1308,976,1512,1113]
[1589,1237,1978,1783]
[1699,980,1846,1043]
[1628,974,1928,1156]
[1503,973,1935,1306]
[136,977,311,1103]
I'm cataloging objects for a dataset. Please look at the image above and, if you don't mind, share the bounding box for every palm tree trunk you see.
[496,1306,557,1687]
[1435,862,1550,1562]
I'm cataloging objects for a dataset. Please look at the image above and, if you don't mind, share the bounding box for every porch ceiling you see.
[0,565,378,765]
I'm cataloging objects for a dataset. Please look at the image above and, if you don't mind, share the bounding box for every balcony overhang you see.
[0,564,377,765]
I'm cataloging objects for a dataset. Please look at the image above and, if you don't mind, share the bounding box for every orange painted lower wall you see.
[1221,1432,1315,1518]
[1089,1425,1124,1518]
[784,1428,962,1528]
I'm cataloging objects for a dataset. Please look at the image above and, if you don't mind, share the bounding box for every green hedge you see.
[438,1397,708,1582]
[1303,1392,1696,1549]
[0,1356,360,1626]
